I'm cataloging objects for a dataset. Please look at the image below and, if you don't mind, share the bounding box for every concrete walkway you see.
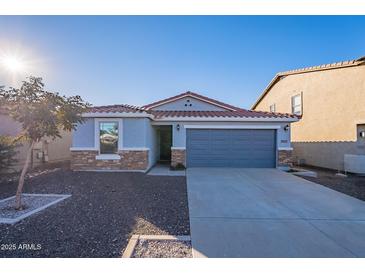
[147,164,186,176]
[186,168,365,257]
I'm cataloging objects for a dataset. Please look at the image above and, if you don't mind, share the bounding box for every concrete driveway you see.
[187,168,365,257]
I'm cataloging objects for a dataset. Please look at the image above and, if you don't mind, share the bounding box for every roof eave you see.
[251,74,281,110]
[152,116,299,122]
[82,112,153,118]
[82,112,299,122]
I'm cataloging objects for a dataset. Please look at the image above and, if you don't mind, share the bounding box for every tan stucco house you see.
[0,108,71,172]
[252,56,365,171]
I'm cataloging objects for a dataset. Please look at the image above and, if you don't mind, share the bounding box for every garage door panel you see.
[187,129,276,168]
[254,144,274,150]
[231,140,252,145]
[252,140,276,146]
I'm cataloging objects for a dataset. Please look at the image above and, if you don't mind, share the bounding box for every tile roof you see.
[89,104,145,113]
[150,110,298,119]
[88,92,298,120]
[252,56,365,109]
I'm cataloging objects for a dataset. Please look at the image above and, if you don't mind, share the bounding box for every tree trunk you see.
[15,141,35,210]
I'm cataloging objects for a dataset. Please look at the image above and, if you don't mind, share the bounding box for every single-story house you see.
[70,91,299,171]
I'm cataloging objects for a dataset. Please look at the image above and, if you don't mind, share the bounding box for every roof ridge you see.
[150,109,234,111]
[92,103,142,109]
[278,56,364,76]
[90,103,145,113]
[143,90,244,111]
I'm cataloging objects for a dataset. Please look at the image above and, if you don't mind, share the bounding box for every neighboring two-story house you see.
[252,56,365,172]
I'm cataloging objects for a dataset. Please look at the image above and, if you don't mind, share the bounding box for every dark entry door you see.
[159,126,172,161]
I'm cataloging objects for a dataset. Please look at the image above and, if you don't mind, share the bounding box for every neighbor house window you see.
[269,104,276,112]
[291,94,302,115]
[99,122,118,154]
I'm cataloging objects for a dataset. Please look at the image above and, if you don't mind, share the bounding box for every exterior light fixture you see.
[176,124,180,131]
[284,125,290,131]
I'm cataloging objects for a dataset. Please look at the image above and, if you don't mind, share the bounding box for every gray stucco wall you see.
[123,118,148,148]
[277,123,291,149]
[73,118,152,148]
[152,96,226,111]
[123,118,158,168]
[145,121,159,168]
[72,118,95,148]
[72,118,158,168]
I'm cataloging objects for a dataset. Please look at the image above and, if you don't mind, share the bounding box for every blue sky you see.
[0,16,364,109]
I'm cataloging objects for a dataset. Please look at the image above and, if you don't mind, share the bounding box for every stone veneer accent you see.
[171,148,186,168]
[278,149,294,166]
[71,150,148,171]
[120,150,149,170]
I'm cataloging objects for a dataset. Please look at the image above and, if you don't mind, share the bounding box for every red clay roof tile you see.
[89,92,298,119]
[149,110,298,119]
[89,104,144,113]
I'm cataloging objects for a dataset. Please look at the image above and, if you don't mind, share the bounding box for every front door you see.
[159,126,172,162]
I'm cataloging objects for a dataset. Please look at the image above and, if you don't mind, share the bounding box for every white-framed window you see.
[94,118,123,158]
[291,93,302,115]
[99,121,119,154]
[269,104,276,112]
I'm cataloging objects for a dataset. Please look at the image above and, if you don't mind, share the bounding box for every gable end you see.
[143,91,240,111]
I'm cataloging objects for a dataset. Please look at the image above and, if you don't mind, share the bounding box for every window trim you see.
[99,121,119,155]
[291,93,302,115]
[95,154,121,160]
[94,118,123,155]
[269,104,276,112]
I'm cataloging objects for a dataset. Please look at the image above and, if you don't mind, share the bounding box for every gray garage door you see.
[186,129,276,168]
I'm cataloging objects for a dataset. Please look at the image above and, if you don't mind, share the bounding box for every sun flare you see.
[0,45,45,85]
[1,54,25,73]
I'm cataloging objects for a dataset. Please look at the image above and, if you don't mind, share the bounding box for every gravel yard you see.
[296,165,365,201]
[132,239,192,258]
[0,168,190,257]
[0,194,70,222]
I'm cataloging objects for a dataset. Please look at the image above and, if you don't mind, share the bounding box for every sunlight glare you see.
[1,55,25,73]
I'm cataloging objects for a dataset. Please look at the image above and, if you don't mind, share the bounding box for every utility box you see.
[344,154,365,174]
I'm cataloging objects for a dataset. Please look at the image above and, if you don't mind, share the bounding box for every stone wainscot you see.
[278,149,294,167]
[71,149,149,171]
[171,148,186,168]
